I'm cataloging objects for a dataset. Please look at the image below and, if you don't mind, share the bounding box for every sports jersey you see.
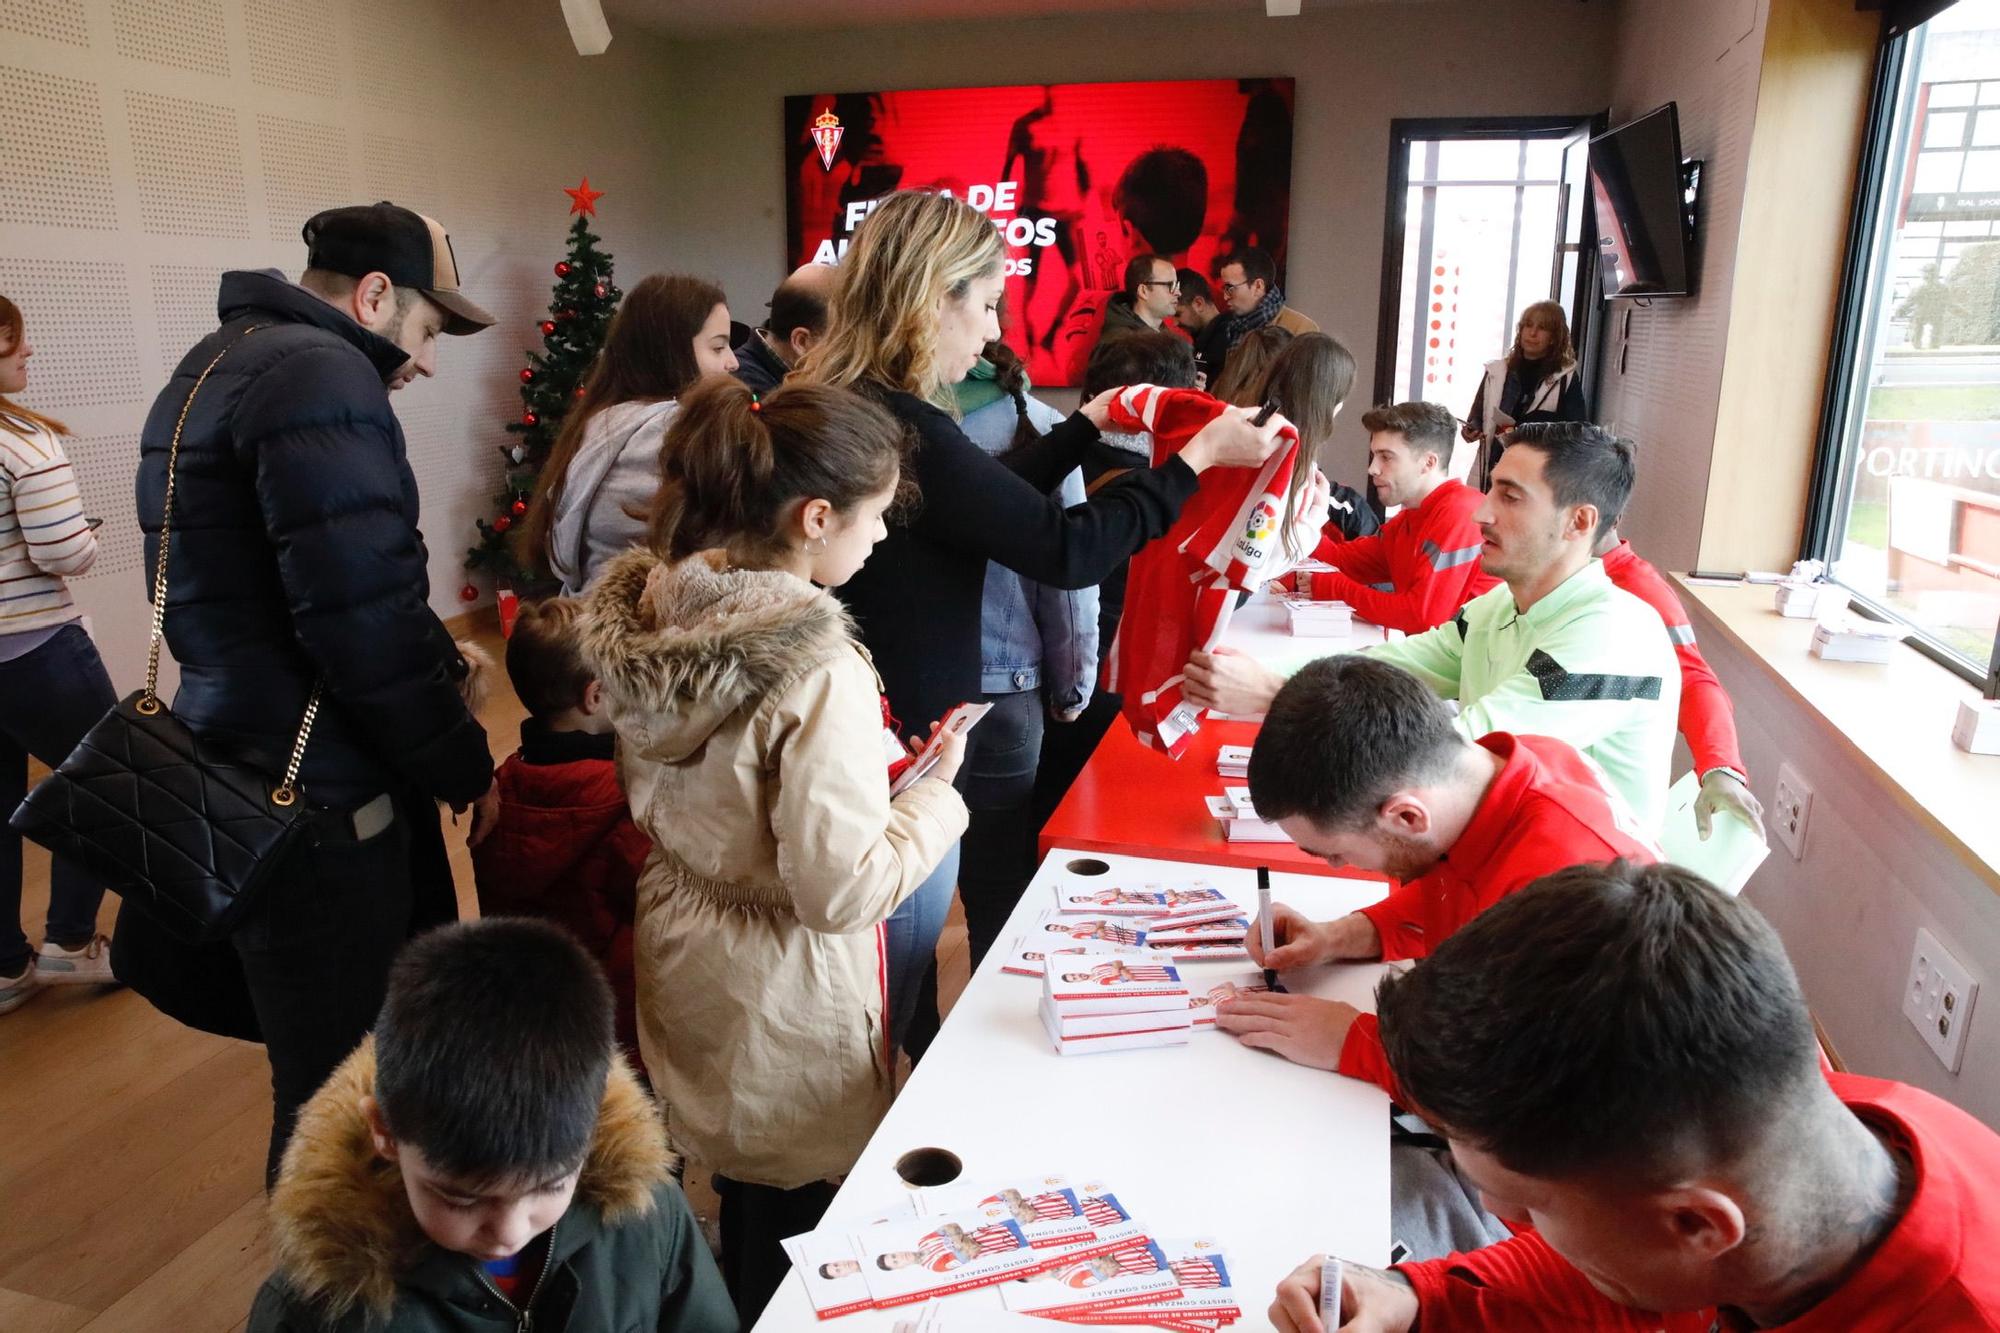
[1337,732,1658,1099]
[1598,539,1745,780]
[1364,560,1680,831]
[1101,386,1301,756]
[1303,479,1499,633]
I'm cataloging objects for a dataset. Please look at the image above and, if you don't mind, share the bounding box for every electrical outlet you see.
[1770,762,1813,860]
[1904,927,1979,1073]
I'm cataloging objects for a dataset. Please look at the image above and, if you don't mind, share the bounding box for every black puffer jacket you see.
[135,270,491,811]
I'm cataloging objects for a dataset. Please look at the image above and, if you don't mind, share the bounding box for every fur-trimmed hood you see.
[264,1037,673,1324]
[576,547,855,763]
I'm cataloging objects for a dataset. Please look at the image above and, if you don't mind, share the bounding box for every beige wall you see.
[1593,0,1769,572]
[0,0,681,690]
[655,0,1617,455]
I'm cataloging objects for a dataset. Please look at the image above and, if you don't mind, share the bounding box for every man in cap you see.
[129,202,501,1180]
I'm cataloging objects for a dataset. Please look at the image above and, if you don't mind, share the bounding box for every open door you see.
[1552,116,1606,392]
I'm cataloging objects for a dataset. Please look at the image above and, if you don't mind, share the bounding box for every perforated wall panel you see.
[113,0,230,77]
[258,114,353,243]
[0,0,89,46]
[127,92,251,238]
[0,257,143,410]
[245,0,342,98]
[63,431,144,580]
[150,265,227,376]
[0,66,118,230]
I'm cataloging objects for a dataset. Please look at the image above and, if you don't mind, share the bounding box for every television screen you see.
[785,79,1296,386]
[1588,104,1692,298]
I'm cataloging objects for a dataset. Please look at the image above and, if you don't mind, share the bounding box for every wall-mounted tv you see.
[784,79,1295,386]
[1588,103,1696,299]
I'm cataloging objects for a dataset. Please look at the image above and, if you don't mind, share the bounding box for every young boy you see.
[249,918,737,1332]
[472,597,651,1071]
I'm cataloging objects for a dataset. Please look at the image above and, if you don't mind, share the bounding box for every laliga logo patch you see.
[1244,499,1279,544]
[812,109,844,171]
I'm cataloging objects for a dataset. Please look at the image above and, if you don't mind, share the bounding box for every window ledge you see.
[1674,576,2000,892]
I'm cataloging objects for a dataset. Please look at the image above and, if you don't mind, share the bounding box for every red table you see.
[1039,716,1387,883]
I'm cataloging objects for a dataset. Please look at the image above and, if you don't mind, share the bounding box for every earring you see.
[812,537,828,552]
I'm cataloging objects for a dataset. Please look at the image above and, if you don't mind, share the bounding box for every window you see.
[1810,0,2000,690]
[1373,117,1599,479]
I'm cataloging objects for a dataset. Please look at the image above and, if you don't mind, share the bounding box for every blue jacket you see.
[135,270,491,810]
[954,384,1099,714]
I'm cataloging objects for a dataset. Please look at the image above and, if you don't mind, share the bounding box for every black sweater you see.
[836,387,1198,737]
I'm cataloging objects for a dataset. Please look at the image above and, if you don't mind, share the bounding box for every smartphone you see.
[890,701,993,796]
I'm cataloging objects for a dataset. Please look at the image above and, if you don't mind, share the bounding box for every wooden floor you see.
[0,619,974,1331]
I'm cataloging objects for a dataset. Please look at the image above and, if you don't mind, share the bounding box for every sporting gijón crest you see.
[812,109,844,170]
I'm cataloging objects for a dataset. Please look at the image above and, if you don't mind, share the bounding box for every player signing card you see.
[852,1205,1052,1307]
[781,1230,877,1320]
[1031,909,1150,950]
[1001,934,1148,979]
[999,1237,1180,1315]
[1184,974,1274,1027]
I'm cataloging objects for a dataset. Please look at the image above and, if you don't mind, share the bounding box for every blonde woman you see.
[799,189,1288,1053]
[0,295,118,1013]
[1461,300,1589,484]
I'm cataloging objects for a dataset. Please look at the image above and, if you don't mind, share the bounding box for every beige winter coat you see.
[578,549,967,1189]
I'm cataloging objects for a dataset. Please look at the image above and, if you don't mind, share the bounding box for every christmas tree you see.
[461,176,619,597]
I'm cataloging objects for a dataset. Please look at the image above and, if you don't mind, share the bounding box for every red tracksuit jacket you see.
[471,723,651,1070]
[1393,1072,2000,1330]
[1599,540,1747,779]
[1337,732,1658,1099]
[1304,479,1499,633]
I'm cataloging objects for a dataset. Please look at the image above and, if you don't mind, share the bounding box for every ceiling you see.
[601,0,1424,40]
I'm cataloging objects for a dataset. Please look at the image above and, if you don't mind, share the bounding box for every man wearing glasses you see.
[1216,246,1318,348]
[1092,253,1180,359]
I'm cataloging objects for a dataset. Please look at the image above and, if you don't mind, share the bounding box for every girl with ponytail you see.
[576,376,967,1318]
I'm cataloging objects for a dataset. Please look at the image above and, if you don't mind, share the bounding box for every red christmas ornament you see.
[459,583,478,602]
[574,386,587,399]
[564,176,605,217]
[555,261,572,278]
[510,499,527,516]
[522,410,538,426]
[593,283,607,298]
[539,320,556,336]
[493,515,512,534]
[519,367,535,383]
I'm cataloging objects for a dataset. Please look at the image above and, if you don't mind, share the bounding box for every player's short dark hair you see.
[1222,247,1278,290]
[1247,656,1464,829]
[1377,861,1822,1184]
[374,919,614,1185]
[1501,421,1636,541]
[505,596,593,717]
[1112,147,1209,254]
[1176,268,1213,306]
[768,273,830,341]
[1122,253,1171,300]
[1360,401,1459,463]
[1083,329,1198,398]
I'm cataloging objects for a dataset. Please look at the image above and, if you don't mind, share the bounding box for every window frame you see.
[1802,16,2000,695]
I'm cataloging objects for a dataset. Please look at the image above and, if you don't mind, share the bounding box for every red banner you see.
[785,79,1295,386]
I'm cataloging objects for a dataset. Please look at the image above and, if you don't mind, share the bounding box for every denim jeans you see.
[959,688,1047,968]
[882,840,958,1057]
[0,624,118,975]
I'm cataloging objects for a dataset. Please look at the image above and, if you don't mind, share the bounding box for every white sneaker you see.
[35,935,116,985]
[0,961,37,1014]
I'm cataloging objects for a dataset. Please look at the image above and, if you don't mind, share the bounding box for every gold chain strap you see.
[142,326,321,806]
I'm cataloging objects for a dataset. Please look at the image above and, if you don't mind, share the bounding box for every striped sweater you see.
[0,415,98,633]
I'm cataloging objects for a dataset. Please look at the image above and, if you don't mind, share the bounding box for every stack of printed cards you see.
[1215,744,1251,780]
[783,1175,1170,1321]
[1041,960,1193,1054]
[1284,596,1354,638]
[1206,790,1289,845]
[1044,1237,1245,1329]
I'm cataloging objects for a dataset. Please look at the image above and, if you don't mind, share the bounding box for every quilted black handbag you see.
[8,328,323,945]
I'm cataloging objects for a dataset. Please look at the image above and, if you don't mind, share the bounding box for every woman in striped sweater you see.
[0,294,119,1014]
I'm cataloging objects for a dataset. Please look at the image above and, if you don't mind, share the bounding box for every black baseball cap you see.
[301,201,495,335]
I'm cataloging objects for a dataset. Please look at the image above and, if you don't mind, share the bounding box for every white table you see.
[752,849,1393,1332]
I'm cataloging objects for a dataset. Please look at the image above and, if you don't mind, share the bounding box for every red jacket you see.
[471,722,652,1068]
[1338,733,1658,1098]
[1599,540,1746,779]
[1304,479,1498,634]
[1394,1072,2000,1331]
